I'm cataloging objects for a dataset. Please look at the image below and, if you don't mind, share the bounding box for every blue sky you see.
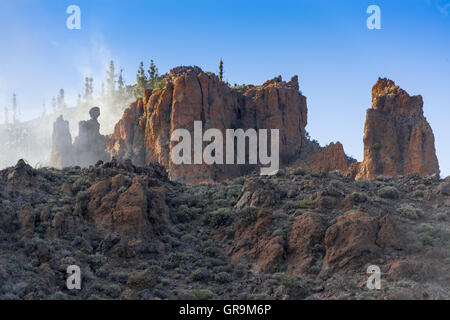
[0,0,449,176]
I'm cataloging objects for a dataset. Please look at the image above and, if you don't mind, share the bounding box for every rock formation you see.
[297,142,354,173]
[356,78,440,179]
[50,108,109,169]
[49,116,73,169]
[73,107,109,168]
[106,66,307,183]
[52,71,440,183]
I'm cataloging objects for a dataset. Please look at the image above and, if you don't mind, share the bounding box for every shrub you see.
[352,192,368,203]
[397,204,423,220]
[72,177,91,193]
[284,199,315,210]
[117,186,127,194]
[204,208,234,228]
[104,284,122,298]
[1,200,13,211]
[378,186,399,200]
[411,190,424,199]
[293,167,306,176]
[436,212,447,221]
[226,186,241,200]
[296,199,315,209]
[95,266,110,278]
[191,289,216,300]
[88,253,107,271]
[190,268,210,282]
[247,293,273,300]
[214,272,232,283]
[419,233,434,246]
[174,205,196,223]
[76,190,90,203]
[372,143,382,151]
[236,206,258,226]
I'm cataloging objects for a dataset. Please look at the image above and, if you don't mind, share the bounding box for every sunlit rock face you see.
[106,66,308,183]
[356,78,440,179]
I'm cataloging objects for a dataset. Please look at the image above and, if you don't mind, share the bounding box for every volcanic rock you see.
[356,78,440,179]
[73,107,109,168]
[106,66,307,183]
[49,116,74,169]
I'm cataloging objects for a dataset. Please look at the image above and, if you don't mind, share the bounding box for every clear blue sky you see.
[0,0,449,176]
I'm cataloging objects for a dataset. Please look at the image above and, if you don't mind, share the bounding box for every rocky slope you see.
[0,159,448,300]
[106,66,307,183]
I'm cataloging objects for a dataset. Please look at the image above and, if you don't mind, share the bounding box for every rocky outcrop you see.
[6,159,36,191]
[49,116,74,169]
[73,107,109,168]
[298,142,354,173]
[356,78,440,179]
[106,66,307,183]
[49,108,109,169]
[86,170,170,240]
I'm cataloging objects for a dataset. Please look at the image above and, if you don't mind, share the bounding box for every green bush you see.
[236,206,258,226]
[214,272,232,283]
[104,284,122,298]
[285,199,315,210]
[372,143,382,151]
[378,186,399,200]
[72,177,91,193]
[397,204,423,219]
[293,167,306,176]
[419,233,434,246]
[190,268,210,282]
[191,289,216,300]
[296,199,315,209]
[204,208,234,228]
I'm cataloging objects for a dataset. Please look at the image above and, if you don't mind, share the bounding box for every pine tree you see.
[4,106,8,125]
[89,77,94,97]
[51,97,57,114]
[219,59,224,81]
[134,62,148,97]
[106,60,116,98]
[57,89,66,110]
[118,69,125,90]
[84,77,90,101]
[42,101,46,118]
[148,60,159,88]
[101,82,106,99]
[84,77,94,101]
[117,68,125,100]
[12,93,17,124]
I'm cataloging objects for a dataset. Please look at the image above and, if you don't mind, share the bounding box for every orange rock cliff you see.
[105,66,308,183]
[51,67,440,182]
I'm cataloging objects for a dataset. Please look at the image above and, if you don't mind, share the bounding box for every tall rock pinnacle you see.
[357,78,440,179]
